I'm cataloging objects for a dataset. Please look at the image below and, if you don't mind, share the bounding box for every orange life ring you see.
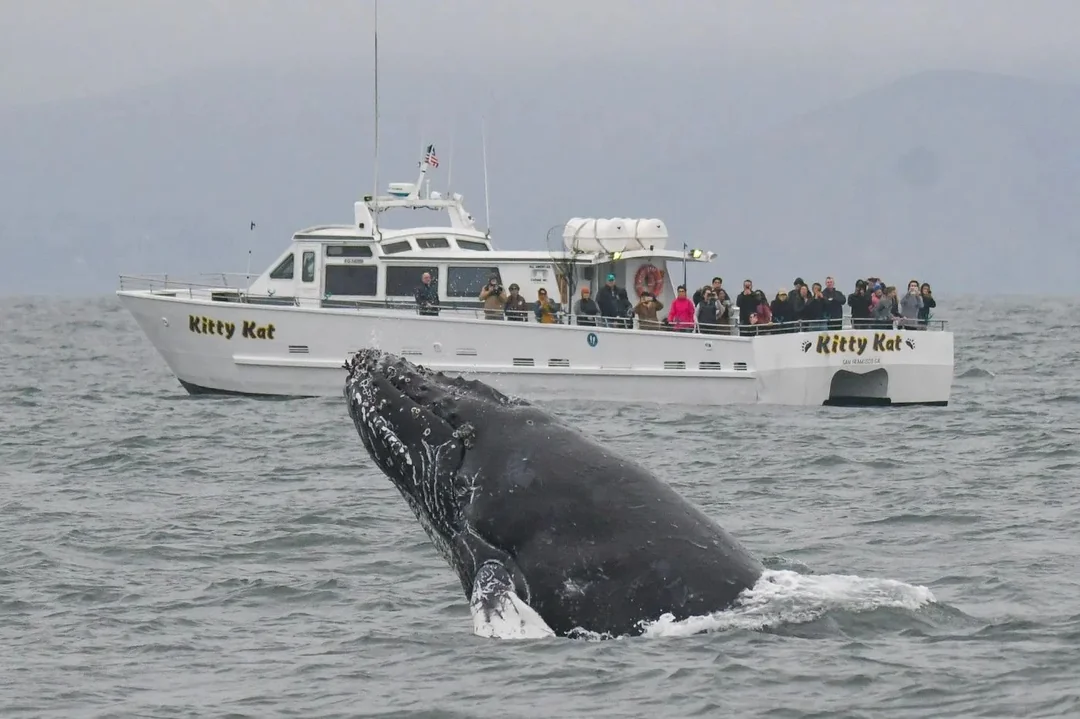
[634,264,665,297]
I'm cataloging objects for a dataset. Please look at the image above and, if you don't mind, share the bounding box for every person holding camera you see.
[478,273,507,320]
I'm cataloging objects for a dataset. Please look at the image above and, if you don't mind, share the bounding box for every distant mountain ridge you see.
[1,66,1077,295]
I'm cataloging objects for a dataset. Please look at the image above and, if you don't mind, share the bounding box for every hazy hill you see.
[698,70,1080,293]
[1,66,1077,296]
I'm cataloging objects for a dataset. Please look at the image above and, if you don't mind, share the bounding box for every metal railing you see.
[117,276,948,333]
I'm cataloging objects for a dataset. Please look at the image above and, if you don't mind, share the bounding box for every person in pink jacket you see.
[666,285,696,332]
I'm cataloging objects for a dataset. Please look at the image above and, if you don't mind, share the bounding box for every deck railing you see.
[117,275,947,334]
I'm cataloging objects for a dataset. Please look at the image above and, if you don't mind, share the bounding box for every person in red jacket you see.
[666,285,696,332]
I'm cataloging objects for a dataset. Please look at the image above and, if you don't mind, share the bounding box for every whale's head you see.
[343,349,530,569]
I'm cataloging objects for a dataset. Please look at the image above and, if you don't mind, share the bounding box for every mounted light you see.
[611,251,623,261]
[689,249,703,259]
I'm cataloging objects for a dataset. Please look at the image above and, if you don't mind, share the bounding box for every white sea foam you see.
[477,569,936,640]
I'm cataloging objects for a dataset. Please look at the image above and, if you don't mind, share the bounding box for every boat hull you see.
[117,291,954,406]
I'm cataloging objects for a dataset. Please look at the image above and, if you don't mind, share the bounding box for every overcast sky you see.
[4,0,1079,108]
[2,1,1078,296]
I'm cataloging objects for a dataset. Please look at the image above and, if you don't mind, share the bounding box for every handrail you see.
[117,276,948,332]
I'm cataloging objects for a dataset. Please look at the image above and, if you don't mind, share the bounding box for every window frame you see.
[381,240,412,255]
[301,251,315,283]
[269,253,295,280]
[446,265,501,298]
[416,237,451,249]
[385,265,440,297]
[326,245,373,258]
[324,265,378,296]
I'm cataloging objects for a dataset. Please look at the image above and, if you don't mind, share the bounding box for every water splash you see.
[640,569,936,638]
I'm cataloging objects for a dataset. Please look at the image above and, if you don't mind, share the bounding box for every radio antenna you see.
[481,116,491,237]
[371,0,380,232]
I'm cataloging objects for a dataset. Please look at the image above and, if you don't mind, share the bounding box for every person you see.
[414,272,440,316]
[847,280,872,329]
[696,289,722,334]
[693,277,724,306]
[633,291,664,331]
[595,273,623,328]
[735,279,756,330]
[534,288,561,324]
[573,287,600,326]
[666,285,695,332]
[478,273,506,320]
[504,283,529,321]
[917,282,937,328]
[821,276,845,331]
[899,279,923,330]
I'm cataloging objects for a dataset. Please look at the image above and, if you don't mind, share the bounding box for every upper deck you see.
[144,157,717,313]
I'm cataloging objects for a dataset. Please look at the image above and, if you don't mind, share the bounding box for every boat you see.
[115,148,954,406]
[114,0,953,407]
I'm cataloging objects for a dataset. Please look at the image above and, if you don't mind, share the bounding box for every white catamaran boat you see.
[116,149,954,406]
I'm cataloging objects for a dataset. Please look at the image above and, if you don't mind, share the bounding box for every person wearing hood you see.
[573,287,600,326]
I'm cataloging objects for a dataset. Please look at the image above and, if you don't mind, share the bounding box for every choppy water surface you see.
[1,295,1078,718]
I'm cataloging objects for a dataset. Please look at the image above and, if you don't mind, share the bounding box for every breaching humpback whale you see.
[343,349,764,638]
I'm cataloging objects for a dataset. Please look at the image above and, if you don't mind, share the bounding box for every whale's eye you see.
[526,419,534,426]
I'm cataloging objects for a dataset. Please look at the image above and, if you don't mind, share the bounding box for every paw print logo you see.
[801,340,812,353]
[905,338,916,350]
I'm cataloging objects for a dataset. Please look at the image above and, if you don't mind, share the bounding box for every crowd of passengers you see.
[412,271,938,333]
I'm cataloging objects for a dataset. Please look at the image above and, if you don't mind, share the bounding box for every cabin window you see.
[302,251,315,282]
[269,253,295,280]
[416,237,451,249]
[325,266,377,296]
[326,245,373,258]
[447,266,500,298]
[457,239,490,251]
[382,241,412,255]
[385,266,438,297]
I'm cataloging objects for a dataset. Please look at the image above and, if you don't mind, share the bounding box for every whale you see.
[343,349,764,639]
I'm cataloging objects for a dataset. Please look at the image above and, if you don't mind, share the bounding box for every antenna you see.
[481,116,491,237]
[246,220,255,284]
[371,0,380,232]
[446,124,455,193]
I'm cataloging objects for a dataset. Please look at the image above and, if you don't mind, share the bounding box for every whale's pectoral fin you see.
[469,560,555,640]
[453,532,554,640]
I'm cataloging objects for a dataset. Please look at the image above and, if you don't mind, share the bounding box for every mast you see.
[371,0,380,234]
[481,117,491,238]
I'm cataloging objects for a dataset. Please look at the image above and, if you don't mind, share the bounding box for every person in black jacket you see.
[414,272,440,316]
[594,273,622,328]
[821,276,846,331]
[917,282,937,329]
[847,280,872,329]
[735,279,757,332]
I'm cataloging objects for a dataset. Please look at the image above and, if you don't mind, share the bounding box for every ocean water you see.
[1,294,1078,718]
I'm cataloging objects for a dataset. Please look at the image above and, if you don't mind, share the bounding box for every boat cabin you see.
[240,176,715,314]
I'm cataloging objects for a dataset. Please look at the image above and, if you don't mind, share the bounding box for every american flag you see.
[424,144,439,168]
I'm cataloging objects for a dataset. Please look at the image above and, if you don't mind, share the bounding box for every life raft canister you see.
[634,264,665,297]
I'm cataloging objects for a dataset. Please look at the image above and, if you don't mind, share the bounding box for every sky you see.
[2,0,1079,296]
[5,0,1079,108]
